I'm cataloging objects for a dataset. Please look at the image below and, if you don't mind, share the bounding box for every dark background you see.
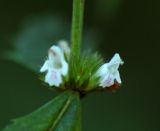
[0,0,160,130]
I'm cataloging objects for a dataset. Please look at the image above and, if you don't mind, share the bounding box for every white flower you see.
[58,40,70,60]
[40,45,69,87]
[96,53,124,88]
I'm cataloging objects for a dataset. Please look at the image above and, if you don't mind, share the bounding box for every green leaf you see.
[3,14,69,72]
[2,91,81,131]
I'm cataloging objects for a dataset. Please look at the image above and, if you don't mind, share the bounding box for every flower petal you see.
[96,63,108,77]
[40,60,49,72]
[49,45,69,76]
[115,71,122,84]
[108,53,123,71]
[60,61,68,76]
[45,69,62,87]
[100,73,115,87]
[49,45,64,69]
[58,40,70,59]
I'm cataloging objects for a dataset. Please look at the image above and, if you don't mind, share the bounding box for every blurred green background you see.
[0,0,160,130]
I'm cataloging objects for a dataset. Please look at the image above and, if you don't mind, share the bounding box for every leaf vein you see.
[48,93,74,131]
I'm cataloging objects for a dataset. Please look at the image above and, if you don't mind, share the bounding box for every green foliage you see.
[3,15,69,72]
[3,91,81,131]
[2,1,103,130]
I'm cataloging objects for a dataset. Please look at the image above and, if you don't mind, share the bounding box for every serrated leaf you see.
[3,91,81,131]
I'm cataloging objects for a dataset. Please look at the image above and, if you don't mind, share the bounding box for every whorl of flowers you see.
[40,40,124,93]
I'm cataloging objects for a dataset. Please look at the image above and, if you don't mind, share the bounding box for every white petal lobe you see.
[45,70,62,87]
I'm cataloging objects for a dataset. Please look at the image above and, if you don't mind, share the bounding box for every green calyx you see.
[68,52,103,92]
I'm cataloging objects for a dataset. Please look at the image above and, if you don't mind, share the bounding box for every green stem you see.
[71,0,85,60]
